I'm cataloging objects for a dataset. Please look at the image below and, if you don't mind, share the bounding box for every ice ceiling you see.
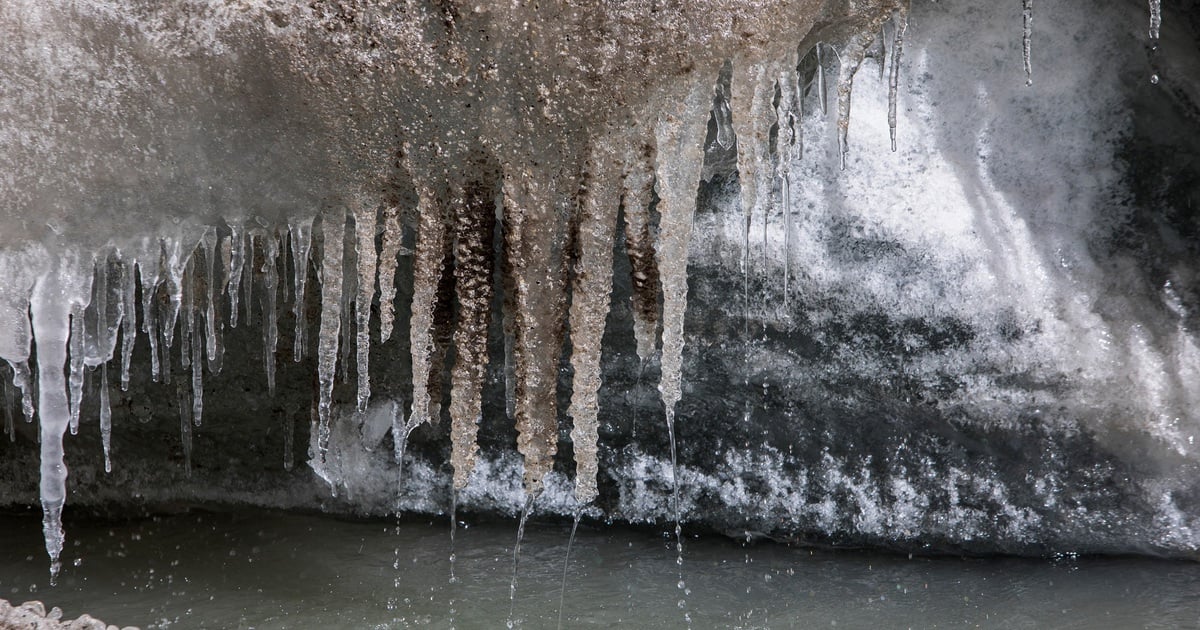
[1,0,1196,575]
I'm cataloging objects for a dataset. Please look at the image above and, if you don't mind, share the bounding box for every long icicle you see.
[261,231,280,396]
[619,136,660,366]
[406,175,447,453]
[567,137,621,505]
[316,209,346,462]
[138,252,162,382]
[119,259,137,391]
[377,205,405,343]
[227,223,245,328]
[290,217,314,360]
[202,229,223,375]
[836,31,878,170]
[777,56,801,308]
[449,167,497,491]
[654,78,711,575]
[354,201,378,412]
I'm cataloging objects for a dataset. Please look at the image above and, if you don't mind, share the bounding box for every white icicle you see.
[776,60,800,307]
[100,364,111,473]
[228,223,245,328]
[730,59,780,320]
[836,32,877,170]
[30,252,90,582]
[889,6,910,150]
[377,206,405,343]
[816,43,828,116]
[1022,0,1033,86]
[8,360,34,423]
[316,210,346,461]
[567,138,621,505]
[67,302,90,436]
[290,217,314,360]
[159,237,187,362]
[1148,0,1161,39]
[354,201,378,412]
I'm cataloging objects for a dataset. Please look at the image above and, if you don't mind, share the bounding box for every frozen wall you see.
[1,0,1199,571]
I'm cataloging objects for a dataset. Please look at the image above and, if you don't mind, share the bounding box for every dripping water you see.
[507,492,537,629]
[555,506,583,630]
[1148,0,1162,84]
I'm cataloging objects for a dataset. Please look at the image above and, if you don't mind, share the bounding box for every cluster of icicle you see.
[0,4,927,578]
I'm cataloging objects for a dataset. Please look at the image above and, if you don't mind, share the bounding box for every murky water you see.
[1,508,1198,628]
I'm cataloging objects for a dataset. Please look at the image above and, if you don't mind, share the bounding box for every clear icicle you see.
[836,31,877,170]
[261,231,279,395]
[138,256,162,382]
[227,223,245,328]
[159,237,187,362]
[620,136,661,365]
[449,167,497,490]
[653,79,711,569]
[377,205,405,343]
[409,175,447,442]
[776,60,801,307]
[889,6,910,150]
[202,229,223,374]
[816,43,829,116]
[242,230,255,329]
[353,202,378,412]
[713,85,735,150]
[100,364,111,473]
[730,59,781,312]
[67,303,88,436]
[289,217,313,360]
[191,309,204,427]
[567,138,620,505]
[180,255,193,371]
[1022,0,1033,86]
[316,210,346,461]
[8,360,34,423]
[31,252,89,582]
[120,259,136,391]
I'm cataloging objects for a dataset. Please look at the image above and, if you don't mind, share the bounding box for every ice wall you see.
[1,0,1199,568]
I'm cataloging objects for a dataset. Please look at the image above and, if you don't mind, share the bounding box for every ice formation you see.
[1,0,1197,573]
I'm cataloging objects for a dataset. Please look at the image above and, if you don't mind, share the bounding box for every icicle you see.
[3,364,14,441]
[316,210,346,461]
[242,229,256,329]
[338,228,356,385]
[201,229,223,374]
[889,6,910,150]
[353,202,378,412]
[1148,0,1162,84]
[261,231,279,396]
[427,237,457,427]
[8,360,34,422]
[227,223,245,328]
[137,254,162,382]
[179,255,194,371]
[620,136,660,365]
[289,217,314,359]
[730,59,781,316]
[816,43,829,116]
[30,252,90,582]
[191,309,203,427]
[449,164,498,490]
[566,138,620,505]
[502,160,574,494]
[159,237,187,362]
[120,260,136,391]
[67,298,91,437]
[409,175,449,441]
[836,31,877,170]
[100,364,111,473]
[653,79,711,569]
[776,60,801,307]
[377,206,405,343]
[713,85,735,150]
[1022,0,1033,86]
[390,399,406,467]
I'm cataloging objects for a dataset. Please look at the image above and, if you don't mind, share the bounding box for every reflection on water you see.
[0,508,1197,628]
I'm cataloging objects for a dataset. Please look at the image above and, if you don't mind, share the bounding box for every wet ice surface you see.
[0,509,1198,629]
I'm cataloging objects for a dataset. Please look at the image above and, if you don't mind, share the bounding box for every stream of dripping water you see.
[665,408,691,626]
[507,493,537,629]
[555,508,583,630]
